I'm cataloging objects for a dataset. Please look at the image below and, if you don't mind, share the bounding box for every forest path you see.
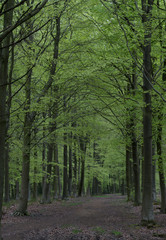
[2,194,166,240]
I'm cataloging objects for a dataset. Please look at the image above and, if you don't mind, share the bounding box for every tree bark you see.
[73,141,77,197]
[53,143,61,198]
[17,13,61,213]
[4,35,14,203]
[157,112,166,213]
[132,131,141,205]
[62,134,68,199]
[33,130,38,200]
[131,57,141,206]
[4,143,10,202]
[152,143,156,202]
[42,142,53,203]
[0,0,14,237]
[78,137,87,197]
[68,141,73,197]
[17,67,33,214]
[156,4,166,212]
[126,144,131,201]
[141,0,154,224]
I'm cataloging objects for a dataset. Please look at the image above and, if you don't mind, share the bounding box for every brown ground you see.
[2,194,166,240]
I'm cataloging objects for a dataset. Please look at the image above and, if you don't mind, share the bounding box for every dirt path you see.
[2,194,166,240]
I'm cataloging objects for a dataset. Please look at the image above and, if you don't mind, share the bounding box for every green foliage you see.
[111,230,123,237]
[4,0,166,204]
[72,228,82,234]
[93,226,105,235]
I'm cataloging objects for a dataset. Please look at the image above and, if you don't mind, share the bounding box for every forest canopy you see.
[0,1,166,238]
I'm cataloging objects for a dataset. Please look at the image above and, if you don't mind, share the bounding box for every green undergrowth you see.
[93,226,105,234]
[72,228,82,234]
[61,225,82,234]
[61,224,72,229]
[111,230,123,237]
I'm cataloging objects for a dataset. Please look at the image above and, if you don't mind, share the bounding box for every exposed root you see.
[141,220,156,228]
[13,211,29,216]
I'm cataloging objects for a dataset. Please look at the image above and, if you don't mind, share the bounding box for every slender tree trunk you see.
[152,143,156,202]
[17,68,33,214]
[42,142,53,203]
[4,143,10,202]
[17,13,35,214]
[0,1,14,236]
[68,142,72,197]
[62,95,68,200]
[78,156,81,187]
[42,107,54,203]
[78,137,87,197]
[126,144,131,201]
[4,33,14,204]
[92,177,99,195]
[141,0,154,224]
[156,5,166,212]
[131,58,141,206]
[157,113,166,213]
[42,117,46,188]
[53,143,61,198]
[78,156,85,197]
[73,142,77,197]
[62,135,68,199]
[132,133,141,205]
[33,150,38,200]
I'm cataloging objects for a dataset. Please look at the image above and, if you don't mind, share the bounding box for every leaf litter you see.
[2,194,166,240]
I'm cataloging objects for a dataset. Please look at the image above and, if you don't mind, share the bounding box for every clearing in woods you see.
[2,194,166,240]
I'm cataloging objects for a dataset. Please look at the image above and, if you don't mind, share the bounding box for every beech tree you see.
[0,1,14,238]
[1,1,166,233]
[0,0,49,237]
[141,0,154,224]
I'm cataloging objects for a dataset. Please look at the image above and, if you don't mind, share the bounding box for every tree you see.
[141,0,154,225]
[16,7,61,214]
[0,1,14,238]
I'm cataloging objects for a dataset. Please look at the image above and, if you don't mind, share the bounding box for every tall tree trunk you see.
[62,95,68,200]
[42,142,53,203]
[141,0,154,224]
[132,132,141,205]
[62,134,68,199]
[73,142,77,197]
[17,11,35,214]
[68,141,72,197]
[17,68,33,215]
[53,143,61,198]
[42,107,54,203]
[0,1,14,237]
[78,156,85,197]
[18,13,61,213]
[152,143,156,202]
[157,112,166,213]
[156,3,166,212]
[4,143,10,202]
[33,129,38,200]
[78,137,87,197]
[42,115,46,188]
[126,144,131,201]
[4,37,14,203]
[131,57,141,206]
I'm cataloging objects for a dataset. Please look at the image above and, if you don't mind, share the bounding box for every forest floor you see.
[2,194,166,240]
